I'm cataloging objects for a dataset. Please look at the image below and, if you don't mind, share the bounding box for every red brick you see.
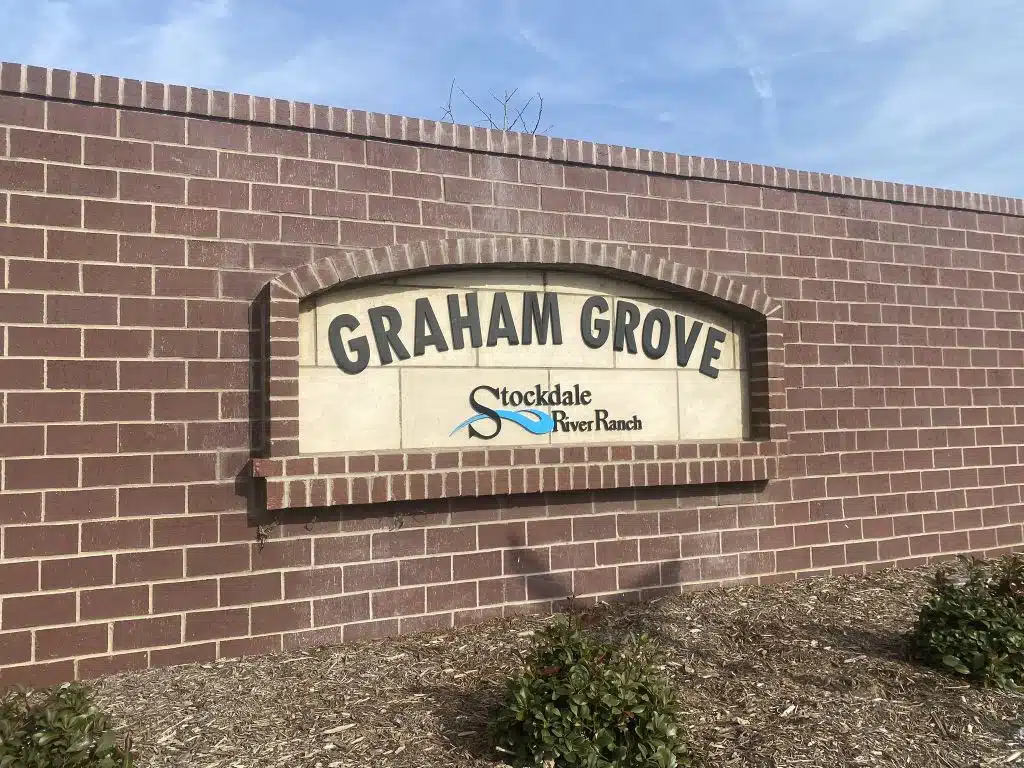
[185,608,248,642]
[155,206,217,236]
[314,535,370,565]
[0,562,38,595]
[596,539,639,565]
[84,200,150,232]
[47,165,116,197]
[399,556,452,586]
[154,329,217,357]
[426,582,477,612]
[372,587,424,618]
[187,543,250,576]
[313,593,369,625]
[344,561,398,592]
[82,454,150,486]
[7,326,79,359]
[0,631,32,666]
[335,163,388,193]
[84,327,152,357]
[0,425,44,458]
[220,152,277,182]
[528,519,572,545]
[151,642,216,667]
[113,616,182,651]
[0,660,75,689]
[281,158,334,187]
[4,458,79,491]
[3,522,77,557]
[252,126,308,156]
[154,580,217,613]
[372,529,425,559]
[257,184,310,214]
[118,483,185,520]
[10,194,80,226]
[36,624,108,660]
[311,134,365,163]
[2,592,76,629]
[153,515,219,546]
[367,140,417,170]
[426,526,476,554]
[120,297,185,327]
[122,235,186,265]
[84,137,152,170]
[46,423,118,455]
[78,652,149,680]
[41,555,112,590]
[120,111,185,143]
[0,227,45,259]
[155,145,216,176]
[120,172,186,203]
[119,360,186,390]
[0,95,45,127]
[252,601,310,633]
[189,178,250,209]
[116,549,183,583]
[222,573,282,605]
[188,119,249,150]
[47,101,116,135]
[84,392,151,422]
[80,585,149,619]
[10,129,81,162]
[81,520,150,551]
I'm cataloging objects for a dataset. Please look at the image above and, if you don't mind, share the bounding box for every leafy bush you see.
[911,553,1024,689]
[0,682,135,767]
[491,612,691,767]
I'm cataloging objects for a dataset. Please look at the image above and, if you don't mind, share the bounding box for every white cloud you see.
[145,0,233,86]
[26,1,79,66]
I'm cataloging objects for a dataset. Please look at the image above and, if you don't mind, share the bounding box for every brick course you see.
[0,61,1022,687]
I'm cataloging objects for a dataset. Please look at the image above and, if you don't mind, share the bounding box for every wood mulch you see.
[90,563,1024,767]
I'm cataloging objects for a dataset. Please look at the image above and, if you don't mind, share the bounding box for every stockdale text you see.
[327,290,730,377]
[452,383,643,441]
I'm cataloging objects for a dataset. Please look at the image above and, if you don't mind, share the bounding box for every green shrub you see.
[0,682,135,767]
[491,612,692,767]
[911,553,1024,689]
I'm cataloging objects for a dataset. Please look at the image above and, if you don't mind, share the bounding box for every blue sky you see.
[1,0,1023,197]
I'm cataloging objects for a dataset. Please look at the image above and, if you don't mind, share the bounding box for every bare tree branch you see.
[440,79,551,135]
[439,78,457,124]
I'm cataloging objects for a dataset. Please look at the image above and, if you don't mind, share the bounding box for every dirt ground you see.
[90,564,1024,768]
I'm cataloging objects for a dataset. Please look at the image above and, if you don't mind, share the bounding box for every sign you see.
[298,269,748,454]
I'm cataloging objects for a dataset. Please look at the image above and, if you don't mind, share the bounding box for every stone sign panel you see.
[298,269,749,454]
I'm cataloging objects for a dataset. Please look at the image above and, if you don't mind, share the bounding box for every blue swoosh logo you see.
[449,408,555,436]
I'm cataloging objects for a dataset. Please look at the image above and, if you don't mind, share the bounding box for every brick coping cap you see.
[2,60,1022,217]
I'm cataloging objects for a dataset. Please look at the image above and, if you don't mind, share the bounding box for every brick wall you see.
[0,62,1021,688]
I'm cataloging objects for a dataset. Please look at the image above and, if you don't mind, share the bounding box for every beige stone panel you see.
[299,367,402,454]
[612,296,738,372]
[314,283,476,369]
[396,268,543,291]
[543,269,667,299]
[476,290,614,369]
[401,367,554,450]
[298,301,317,366]
[677,369,746,441]
[547,369,679,444]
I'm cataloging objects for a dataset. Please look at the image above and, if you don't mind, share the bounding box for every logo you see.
[450,384,643,441]
[449,385,562,440]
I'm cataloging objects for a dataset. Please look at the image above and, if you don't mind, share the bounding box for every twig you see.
[440,78,551,135]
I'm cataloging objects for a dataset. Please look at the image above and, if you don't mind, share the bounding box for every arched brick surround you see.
[250,237,788,511]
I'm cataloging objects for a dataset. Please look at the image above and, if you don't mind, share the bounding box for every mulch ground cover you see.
[91,563,1024,768]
